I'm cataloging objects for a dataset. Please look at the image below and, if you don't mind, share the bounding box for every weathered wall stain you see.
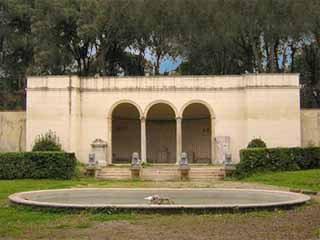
[301,109,320,147]
[0,112,26,152]
[0,108,318,154]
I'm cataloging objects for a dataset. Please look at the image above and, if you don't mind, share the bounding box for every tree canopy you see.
[1,0,320,109]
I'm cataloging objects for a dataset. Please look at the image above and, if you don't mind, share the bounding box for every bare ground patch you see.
[25,198,320,240]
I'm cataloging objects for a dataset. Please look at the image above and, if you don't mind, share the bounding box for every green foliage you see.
[247,138,267,148]
[0,0,33,110]
[0,152,77,179]
[1,0,320,109]
[0,91,25,110]
[234,147,320,179]
[32,131,62,152]
[74,161,86,179]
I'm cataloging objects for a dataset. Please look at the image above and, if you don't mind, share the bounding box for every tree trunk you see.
[155,53,161,75]
[252,38,263,73]
[290,44,297,73]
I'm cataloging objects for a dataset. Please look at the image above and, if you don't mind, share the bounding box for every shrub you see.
[247,138,267,148]
[0,152,77,179]
[32,130,62,152]
[234,147,320,179]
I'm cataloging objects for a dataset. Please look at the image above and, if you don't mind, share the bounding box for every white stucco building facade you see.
[26,74,301,165]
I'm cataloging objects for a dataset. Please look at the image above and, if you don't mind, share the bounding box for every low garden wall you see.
[0,152,77,179]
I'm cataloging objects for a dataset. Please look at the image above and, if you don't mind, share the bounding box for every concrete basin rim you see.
[8,188,311,210]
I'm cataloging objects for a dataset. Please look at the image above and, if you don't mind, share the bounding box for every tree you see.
[141,0,180,75]
[297,0,320,108]
[0,0,34,109]
[1,0,320,109]
[94,0,136,76]
[32,0,99,76]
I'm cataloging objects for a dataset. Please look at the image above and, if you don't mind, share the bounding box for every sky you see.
[159,57,182,73]
[131,47,182,74]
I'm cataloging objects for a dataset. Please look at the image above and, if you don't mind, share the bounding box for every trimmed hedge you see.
[234,147,320,179]
[0,152,77,179]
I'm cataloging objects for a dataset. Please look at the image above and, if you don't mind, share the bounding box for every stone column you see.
[141,117,147,163]
[107,117,112,165]
[176,117,182,164]
[211,117,215,164]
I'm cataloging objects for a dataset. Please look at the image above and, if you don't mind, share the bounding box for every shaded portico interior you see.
[146,103,177,163]
[112,103,141,164]
[182,103,212,163]
[111,101,213,165]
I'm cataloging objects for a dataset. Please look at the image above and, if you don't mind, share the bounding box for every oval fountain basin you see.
[9,188,310,211]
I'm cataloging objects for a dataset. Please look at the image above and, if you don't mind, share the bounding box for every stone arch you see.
[180,100,215,119]
[145,101,177,163]
[108,100,143,119]
[109,100,142,164]
[181,100,214,164]
[144,100,179,119]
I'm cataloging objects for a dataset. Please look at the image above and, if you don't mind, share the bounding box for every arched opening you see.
[182,103,212,164]
[112,103,141,164]
[146,103,176,163]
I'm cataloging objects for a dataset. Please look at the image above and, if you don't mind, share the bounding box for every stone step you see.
[142,172,179,173]
[99,170,131,173]
[96,168,131,180]
[190,169,224,171]
[96,175,131,180]
[98,175,130,178]
[142,169,179,171]
[189,173,224,175]
[99,172,131,174]
[96,166,226,181]
[190,174,224,177]
[189,171,224,174]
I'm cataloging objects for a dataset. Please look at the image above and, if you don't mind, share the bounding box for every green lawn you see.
[0,171,319,239]
[0,178,231,238]
[0,178,171,238]
[241,169,320,192]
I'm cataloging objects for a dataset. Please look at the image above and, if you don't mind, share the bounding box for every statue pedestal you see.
[130,152,141,179]
[85,166,101,177]
[179,165,190,180]
[130,165,141,179]
[91,139,108,167]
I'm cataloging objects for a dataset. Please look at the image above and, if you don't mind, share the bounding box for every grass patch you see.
[241,169,320,192]
[90,213,136,222]
[53,223,72,229]
[0,171,318,239]
[75,222,92,229]
[0,178,148,238]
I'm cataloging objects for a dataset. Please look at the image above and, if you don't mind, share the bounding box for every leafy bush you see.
[247,138,267,148]
[0,152,77,179]
[234,147,320,179]
[32,130,62,152]
[74,161,86,179]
